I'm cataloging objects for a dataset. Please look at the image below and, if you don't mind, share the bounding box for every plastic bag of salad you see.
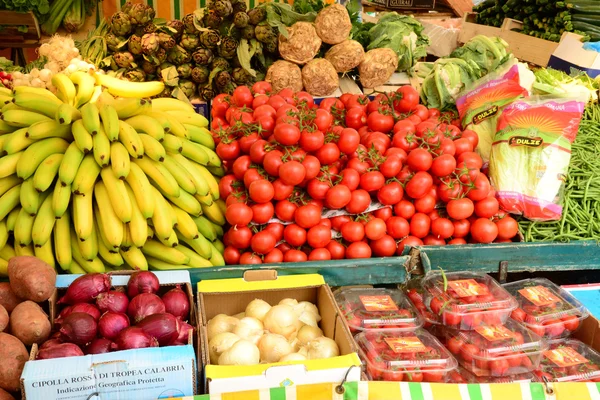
[489,94,588,221]
[456,61,528,165]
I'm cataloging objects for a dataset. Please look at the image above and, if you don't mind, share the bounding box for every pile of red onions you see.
[38,271,193,360]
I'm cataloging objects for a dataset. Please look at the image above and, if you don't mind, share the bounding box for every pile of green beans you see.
[519,106,600,242]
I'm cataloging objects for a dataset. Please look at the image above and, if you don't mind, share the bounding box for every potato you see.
[0,388,15,400]
[8,256,56,302]
[0,283,21,313]
[0,333,28,392]
[9,301,51,345]
[0,305,7,333]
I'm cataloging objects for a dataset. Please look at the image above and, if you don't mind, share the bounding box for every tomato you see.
[346,242,372,259]
[261,248,283,264]
[254,104,277,120]
[453,138,474,156]
[344,107,366,130]
[448,238,467,245]
[544,320,566,337]
[447,198,474,220]
[252,81,272,95]
[345,189,371,214]
[230,86,252,108]
[250,230,276,255]
[319,97,344,112]
[561,315,580,331]
[489,359,510,376]
[336,169,358,191]
[376,156,401,179]
[291,205,319,230]
[223,246,241,265]
[226,193,247,206]
[262,150,283,177]
[330,215,352,232]
[447,337,464,355]
[437,180,462,203]
[397,236,423,254]
[283,224,306,247]
[528,324,545,337]
[341,221,365,242]
[247,179,273,204]
[510,308,527,323]
[271,179,294,201]
[470,218,498,243]
[242,168,262,188]
[251,202,275,224]
[276,161,305,186]
[231,155,251,179]
[458,152,483,170]
[451,219,470,238]
[299,129,324,152]
[365,218,387,240]
[218,175,240,200]
[461,129,479,149]
[496,216,518,240]
[367,112,394,133]
[326,240,345,259]
[474,197,499,218]
[405,371,423,382]
[429,154,456,177]
[394,86,419,113]
[410,213,431,239]
[239,252,262,264]
[335,128,359,154]
[406,148,433,172]
[228,226,253,249]
[216,139,240,161]
[422,369,445,383]
[225,203,253,226]
[385,216,409,239]
[306,247,330,261]
[305,178,329,200]
[392,200,414,221]
[314,109,334,132]
[431,218,454,239]
[414,194,436,214]
[346,94,370,111]
[299,156,320,181]
[306,225,332,249]
[315,143,341,165]
[377,181,403,205]
[405,171,433,199]
[325,184,352,209]
[276,104,298,119]
[275,200,297,222]
[273,123,300,146]
[460,344,479,363]
[373,207,393,222]
[413,105,429,121]
[284,249,307,262]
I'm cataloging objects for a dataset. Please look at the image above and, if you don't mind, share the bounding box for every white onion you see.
[306,337,339,360]
[39,69,52,82]
[29,68,40,78]
[207,314,239,341]
[280,353,307,362]
[263,304,299,339]
[233,317,264,345]
[295,301,321,320]
[279,298,299,307]
[245,299,271,321]
[209,332,240,364]
[218,339,260,365]
[233,312,246,319]
[298,311,319,327]
[258,333,293,363]
[297,325,323,345]
[12,71,22,79]
[66,64,78,74]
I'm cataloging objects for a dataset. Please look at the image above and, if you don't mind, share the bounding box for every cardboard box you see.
[548,32,600,78]
[362,72,422,96]
[197,272,361,394]
[20,271,198,400]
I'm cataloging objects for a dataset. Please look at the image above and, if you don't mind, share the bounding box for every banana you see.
[173,205,199,240]
[94,182,124,249]
[211,222,224,237]
[141,111,172,132]
[68,261,86,274]
[33,153,63,192]
[133,157,180,198]
[13,92,62,118]
[124,184,148,248]
[118,120,144,158]
[156,230,178,248]
[54,211,72,270]
[121,216,134,250]
[157,112,190,139]
[0,152,22,178]
[193,215,217,242]
[177,245,213,268]
[72,119,93,153]
[162,133,184,153]
[152,97,195,113]
[52,181,71,218]
[165,110,209,128]
[208,241,225,266]
[195,193,213,206]
[70,229,105,273]
[1,109,52,127]
[0,94,11,104]
[0,175,22,198]
[27,120,72,140]
[95,91,115,108]
[80,102,100,135]
[192,163,220,199]
[198,143,221,167]
[113,98,150,119]
[15,244,34,257]
[169,153,209,196]
[20,178,40,215]
[17,137,69,179]
[125,115,165,142]
[0,220,7,249]
[34,238,55,268]
[51,73,77,105]
[94,73,164,98]
[14,207,35,247]
[164,190,202,216]
[120,247,148,270]
[216,198,225,214]
[142,240,189,264]
[55,103,81,125]
[150,186,174,240]
[32,193,55,247]
[93,125,111,167]
[0,120,17,134]
[180,139,209,165]
[6,207,20,232]
[59,142,85,185]
[78,219,98,260]
[146,256,186,270]
[13,86,61,102]
[184,124,215,149]
[213,238,224,253]
[177,232,212,259]
[125,163,154,218]
[162,154,197,195]
[100,167,132,223]
[207,165,226,177]
[72,187,94,241]
[201,200,226,226]
[89,86,103,106]
[139,134,166,162]
[110,142,130,179]
[99,104,120,141]
[0,243,15,260]
[1,102,23,113]
[70,71,96,107]
[98,231,124,266]
[2,127,34,155]
[0,258,6,275]
[72,154,101,195]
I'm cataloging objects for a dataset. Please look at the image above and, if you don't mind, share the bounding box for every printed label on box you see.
[447,279,489,298]
[544,347,588,367]
[519,286,562,306]
[360,295,399,312]
[475,325,515,342]
[384,337,427,353]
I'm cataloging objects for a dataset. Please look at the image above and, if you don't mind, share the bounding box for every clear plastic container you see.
[442,318,547,377]
[535,339,600,382]
[447,367,476,383]
[405,280,440,331]
[422,271,518,330]
[503,278,589,340]
[336,288,423,333]
[357,328,458,382]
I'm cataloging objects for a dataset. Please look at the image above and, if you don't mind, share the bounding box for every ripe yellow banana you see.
[162,154,197,195]
[94,73,164,98]
[162,133,184,153]
[52,181,71,218]
[13,91,62,119]
[100,167,132,223]
[78,219,98,261]
[195,193,213,206]
[0,243,15,260]
[70,229,105,273]
[1,128,30,155]
[20,178,40,215]
[191,162,220,199]
[68,261,86,274]
[0,152,23,178]
[146,256,186,270]
[125,115,165,142]
[80,102,100,135]
[142,240,189,264]
[163,189,202,217]
[193,215,217,242]
[59,142,85,185]
[172,205,199,240]
[26,119,72,140]
[125,183,149,248]
[141,111,172,132]
[177,245,213,268]
[72,154,101,195]
[1,109,52,127]
[139,134,166,162]
[70,71,96,107]
[133,156,180,198]
[34,238,56,268]
[55,102,81,125]
[0,175,22,198]
[72,119,93,153]
[13,86,61,102]
[14,207,35,247]
[156,112,190,139]
[95,91,115,108]
[200,200,225,226]
[158,228,178,248]
[177,232,212,259]
[72,187,94,241]
[0,220,7,250]
[169,153,209,196]
[110,142,130,179]
[99,104,120,142]
[120,246,148,270]
[125,163,154,219]
[183,124,215,149]
[0,120,17,134]
[6,207,20,233]
[51,73,77,105]
[207,165,226,177]
[150,186,174,240]
[94,182,124,249]
[165,110,208,128]
[152,97,195,113]
[33,153,63,192]
[54,206,72,269]
[31,193,55,247]
[113,98,150,119]
[17,137,70,180]
[98,231,124,266]
[118,120,144,158]
[93,125,111,167]
[15,244,34,257]
[208,241,225,266]
[180,139,209,165]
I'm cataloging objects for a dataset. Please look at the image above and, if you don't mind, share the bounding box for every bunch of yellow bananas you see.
[0,72,226,275]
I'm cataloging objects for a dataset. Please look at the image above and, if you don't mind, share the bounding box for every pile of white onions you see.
[207,298,339,366]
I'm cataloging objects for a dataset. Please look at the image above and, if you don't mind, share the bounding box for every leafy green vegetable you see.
[262,2,318,38]
[0,0,50,21]
[449,36,511,75]
[292,0,325,15]
[533,67,598,103]
[420,58,481,109]
[0,57,22,73]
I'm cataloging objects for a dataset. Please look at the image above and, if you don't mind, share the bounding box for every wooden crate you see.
[0,10,40,44]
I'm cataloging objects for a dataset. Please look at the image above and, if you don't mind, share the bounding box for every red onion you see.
[86,338,117,354]
[54,306,72,327]
[59,312,98,346]
[115,327,159,350]
[137,313,180,346]
[98,312,130,340]
[127,271,160,298]
[128,293,165,323]
[97,291,129,314]
[172,321,194,345]
[58,273,111,305]
[37,343,84,360]
[40,338,63,350]
[161,285,190,320]
[55,304,100,328]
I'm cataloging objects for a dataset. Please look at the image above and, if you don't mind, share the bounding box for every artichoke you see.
[142,60,158,75]
[199,85,216,101]
[248,8,266,25]
[167,45,191,65]
[177,63,193,78]
[213,0,233,18]
[114,51,135,68]
[211,57,230,71]
[179,79,197,98]
[233,12,249,28]
[192,48,214,65]
[181,33,200,51]
[128,35,143,55]
[167,20,184,40]
[121,1,134,15]
[183,13,199,34]
[203,10,222,29]
[127,3,155,26]
[215,71,232,88]
[125,68,147,82]
[158,32,176,50]
[107,32,126,52]
[110,12,132,37]
[141,33,160,55]
[136,22,157,36]
[218,36,238,59]
[241,25,255,40]
[232,67,252,84]
[255,23,276,44]
[155,47,168,64]
[160,62,175,70]
[157,86,173,98]
[233,1,247,14]
[191,66,210,83]
[199,30,220,49]
[265,38,277,54]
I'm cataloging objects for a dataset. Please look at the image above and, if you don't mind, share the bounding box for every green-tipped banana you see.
[193,215,217,242]
[184,124,215,149]
[208,242,225,266]
[165,110,208,128]
[72,119,93,153]
[72,187,94,241]
[55,103,81,125]
[192,163,220,200]
[118,120,144,158]
[93,125,111,167]
[201,201,225,226]
[14,207,35,247]
[72,154,101,195]
[94,182,124,249]
[20,178,40,215]
[212,222,224,237]
[16,137,69,179]
[156,112,189,139]
[70,71,96,107]
[177,232,212,259]
[1,109,52,127]
[198,143,221,167]
[0,220,7,250]
[177,245,213,268]
[51,73,77,105]
[68,261,86,274]
[150,186,174,240]
[173,205,199,240]
[162,133,184,153]
[6,207,20,233]
[100,167,132,223]
[146,256,185,270]
[125,183,148,248]
[120,246,148,270]
[34,239,55,268]
[99,104,120,142]
[26,120,72,140]
[169,153,209,196]
[0,152,23,178]
[180,139,208,165]
[133,156,180,198]
[162,154,197,195]
[207,165,226,177]
[142,240,189,264]
[31,194,55,247]
[52,181,71,218]
[54,211,72,270]
[213,238,224,253]
[110,142,130,179]
[125,163,154,219]
[33,153,63,192]
[13,92,62,118]
[139,134,166,162]
[81,102,100,135]
[113,97,149,119]
[125,114,165,142]
[163,190,202,217]
[59,142,85,185]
